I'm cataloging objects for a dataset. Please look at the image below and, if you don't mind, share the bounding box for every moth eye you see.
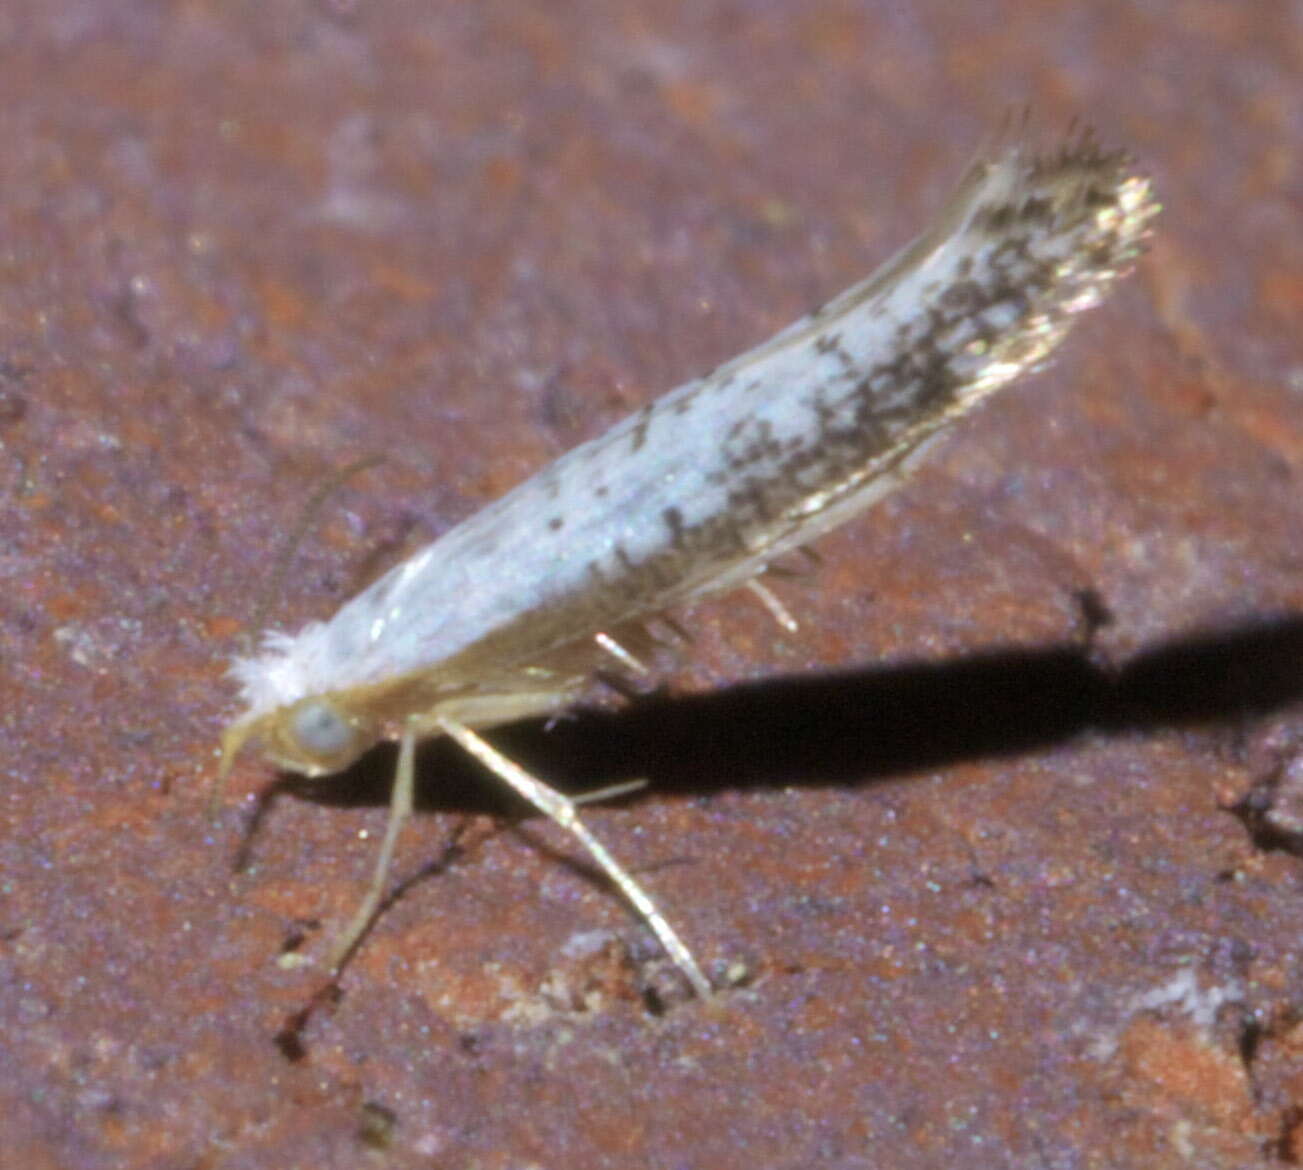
[290,699,354,758]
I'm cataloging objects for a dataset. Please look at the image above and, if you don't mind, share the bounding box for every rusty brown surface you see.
[2,2,1301,1168]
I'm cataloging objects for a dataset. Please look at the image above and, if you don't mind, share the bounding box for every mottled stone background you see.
[1,2,1300,1167]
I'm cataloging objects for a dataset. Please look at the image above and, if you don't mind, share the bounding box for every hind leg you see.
[433,711,712,998]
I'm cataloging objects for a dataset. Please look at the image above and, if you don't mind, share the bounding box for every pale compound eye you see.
[290,699,355,760]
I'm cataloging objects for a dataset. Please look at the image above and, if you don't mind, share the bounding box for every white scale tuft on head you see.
[228,622,340,719]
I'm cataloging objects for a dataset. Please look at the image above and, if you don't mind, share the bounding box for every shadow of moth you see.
[220,127,1159,998]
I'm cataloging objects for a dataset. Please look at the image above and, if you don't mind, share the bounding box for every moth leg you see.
[745,578,799,633]
[326,720,418,973]
[651,613,694,646]
[771,545,823,577]
[326,686,580,974]
[434,712,713,998]
[572,777,647,805]
[593,630,650,675]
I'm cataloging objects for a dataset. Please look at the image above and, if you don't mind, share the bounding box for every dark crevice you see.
[272,982,341,1064]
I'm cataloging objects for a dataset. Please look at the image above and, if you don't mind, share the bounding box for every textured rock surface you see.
[2,3,1300,1167]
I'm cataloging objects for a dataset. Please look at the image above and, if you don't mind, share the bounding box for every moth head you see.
[263,696,379,776]
[216,696,378,806]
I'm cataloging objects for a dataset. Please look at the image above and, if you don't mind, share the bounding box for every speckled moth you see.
[219,127,1158,997]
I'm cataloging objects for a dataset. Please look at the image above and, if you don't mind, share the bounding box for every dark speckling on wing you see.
[233,127,1158,717]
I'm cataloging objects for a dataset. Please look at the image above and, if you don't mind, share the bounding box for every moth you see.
[220,128,1159,997]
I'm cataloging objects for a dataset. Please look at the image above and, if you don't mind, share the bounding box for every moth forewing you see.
[222,127,1158,998]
